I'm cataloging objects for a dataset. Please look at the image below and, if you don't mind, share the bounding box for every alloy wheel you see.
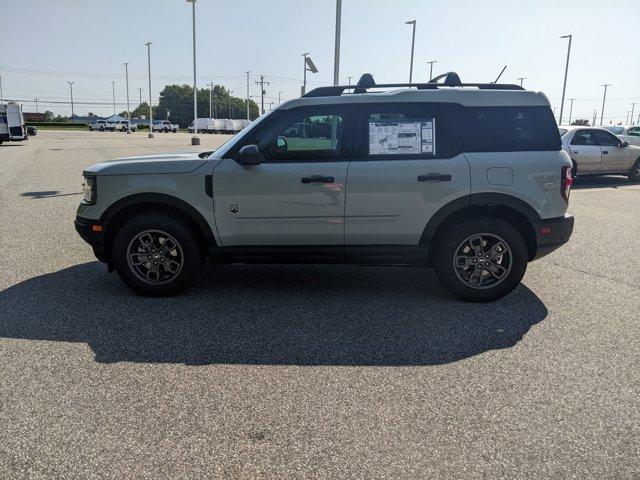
[453,233,513,289]
[126,230,184,285]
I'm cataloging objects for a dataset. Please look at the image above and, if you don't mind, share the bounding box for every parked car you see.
[152,120,178,133]
[75,72,574,302]
[27,125,37,136]
[559,126,640,180]
[88,120,107,131]
[601,124,640,147]
[105,120,137,132]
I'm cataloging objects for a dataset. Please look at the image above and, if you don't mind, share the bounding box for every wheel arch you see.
[100,193,217,261]
[422,193,540,262]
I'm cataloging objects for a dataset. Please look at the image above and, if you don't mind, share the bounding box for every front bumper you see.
[74,215,108,263]
[532,214,574,260]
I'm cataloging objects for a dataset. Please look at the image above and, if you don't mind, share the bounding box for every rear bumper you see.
[532,214,574,260]
[74,215,108,263]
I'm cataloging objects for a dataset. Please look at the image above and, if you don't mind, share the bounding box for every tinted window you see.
[256,107,352,162]
[592,129,621,147]
[440,104,560,152]
[626,127,640,137]
[571,130,596,146]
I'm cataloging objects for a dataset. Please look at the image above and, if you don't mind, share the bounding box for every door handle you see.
[602,150,608,154]
[418,173,452,182]
[301,175,334,184]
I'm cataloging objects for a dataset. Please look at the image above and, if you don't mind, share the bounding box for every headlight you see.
[82,175,96,204]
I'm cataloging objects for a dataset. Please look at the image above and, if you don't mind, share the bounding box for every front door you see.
[345,102,470,261]
[592,129,633,173]
[569,129,602,173]
[213,106,354,251]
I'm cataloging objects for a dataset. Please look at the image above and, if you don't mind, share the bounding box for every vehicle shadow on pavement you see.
[0,262,547,366]
[572,176,635,189]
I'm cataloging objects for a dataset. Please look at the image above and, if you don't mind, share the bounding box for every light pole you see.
[111,81,116,116]
[138,87,143,106]
[558,34,572,125]
[208,82,214,119]
[187,0,200,145]
[568,98,575,124]
[278,91,282,104]
[268,102,274,111]
[124,62,131,133]
[67,81,75,118]
[333,0,342,86]
[600,84,611,126]
[347,76,352,85]
[246,71,250,121]
[145,42,154,138]
[0,75,3,102]
[228,90,234,118]
[517,77,527,87]
[405,20,416,83]
[427,60,437,81]
[630,103,636,125]
[34,98,38,113]
[592,110,597,127]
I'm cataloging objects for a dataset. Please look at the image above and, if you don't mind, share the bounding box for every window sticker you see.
[369,118,435,155]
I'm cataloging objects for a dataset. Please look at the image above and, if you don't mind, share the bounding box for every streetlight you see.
[186,0,200,145]
[600,84,611,126]
[405,20,416,83]
[67,81,75,118]
[347,76,352,85]
[228,90,234,118]
[138,87,143,106]
[124,62,131,133]
[558,34,572,125]
[0,75,3,102]
[111,81,116,116]
[630,103,636,125]
[246,71,250,121]
[34,98,38,113]
[517,77,527,87]
[145,42,154,138]
[427,60,437,81]
[333,0,342,86]
[568,98,575,124]
[208,82,214,119]
[278,91,282,104]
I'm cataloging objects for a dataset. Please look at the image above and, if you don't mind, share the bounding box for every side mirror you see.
[235,144,265,166]
[276,136,288,152]
[621,141,630,147]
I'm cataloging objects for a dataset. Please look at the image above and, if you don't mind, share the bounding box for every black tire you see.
[172,129,177,133]
[89,126,93,131]
[100,126,104,131]
[112,213,204,296]
[163,128,168,133]
[432,216,528,302]
[627,158,640,182]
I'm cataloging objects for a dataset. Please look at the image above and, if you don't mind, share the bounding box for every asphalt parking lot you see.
[0,130,638,479]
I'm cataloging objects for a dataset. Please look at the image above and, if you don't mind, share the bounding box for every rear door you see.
[213,105,354,251]
[569,129,602,173]
[592,129,632,173]
[344,102,470,260]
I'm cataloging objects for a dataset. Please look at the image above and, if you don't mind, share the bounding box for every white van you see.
[0,102,26,144]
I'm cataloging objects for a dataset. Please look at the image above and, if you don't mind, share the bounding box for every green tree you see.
[571,119,590,126]
[43,111,54,121]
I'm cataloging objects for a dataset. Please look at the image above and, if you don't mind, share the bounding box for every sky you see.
[1,0,639,124]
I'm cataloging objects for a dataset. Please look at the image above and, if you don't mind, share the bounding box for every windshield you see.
[209,110,275,158]
[602,125,624,135]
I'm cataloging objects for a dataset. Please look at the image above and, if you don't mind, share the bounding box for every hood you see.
[83,152,209,176]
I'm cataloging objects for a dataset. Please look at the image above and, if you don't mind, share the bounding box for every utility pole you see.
[405,20,416,83]
[347,76,352,85]
[600,84,611,126]
[34,98,38,113]
[592,110,597,127]
[630,103,636,125]
[228,90,234,118]
[278,92,282,104]
[568,98,575,124]
[145,42,154,138]
[558,34,572,125]
[246,71,250,121]
[111,82,116,116]
[254,75,269,115]
[138,87,143,106]
[207,82,214,119]
[427,61,437,81]
[0,75,3,102]
[124,62,131,132]
[67,81,75,118]
[333,0,342,86]
[302,53,309,95]
[187,0,200,145]
[517,77,527,87]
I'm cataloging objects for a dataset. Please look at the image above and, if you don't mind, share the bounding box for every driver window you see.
[259,109,348,161]
[592,130,620,147]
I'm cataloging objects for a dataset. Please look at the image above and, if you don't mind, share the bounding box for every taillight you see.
[561,165,573,202]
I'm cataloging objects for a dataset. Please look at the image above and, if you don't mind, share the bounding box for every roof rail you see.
[303,72,525,98]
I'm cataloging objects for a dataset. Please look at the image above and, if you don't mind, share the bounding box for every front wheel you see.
[89,126,93,131]
[433,217,528,302]
[627,158,640,182]
[100,126,104,131]
[112,214,204,296]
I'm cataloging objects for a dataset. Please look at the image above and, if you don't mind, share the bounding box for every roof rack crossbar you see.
[302,72,525,98]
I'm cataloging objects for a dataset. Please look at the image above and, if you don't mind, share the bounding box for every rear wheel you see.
[112,214,204,296]
[433,216,528,302]
[627,158,640,182]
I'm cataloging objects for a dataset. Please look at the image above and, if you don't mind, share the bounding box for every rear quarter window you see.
[439,104,561,152]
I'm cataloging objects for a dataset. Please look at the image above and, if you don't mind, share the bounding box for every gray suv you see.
[75,73,574,302]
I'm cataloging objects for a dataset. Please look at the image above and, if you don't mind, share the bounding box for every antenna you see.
[493,65,507,83]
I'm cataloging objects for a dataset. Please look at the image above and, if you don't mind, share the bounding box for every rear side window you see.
[440,104,561,152]
[571,130,597,146]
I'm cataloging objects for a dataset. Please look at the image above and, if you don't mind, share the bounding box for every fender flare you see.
[100,192,217,247]
[420,193,541,245]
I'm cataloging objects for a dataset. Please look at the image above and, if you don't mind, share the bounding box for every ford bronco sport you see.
[75,73,574,302]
